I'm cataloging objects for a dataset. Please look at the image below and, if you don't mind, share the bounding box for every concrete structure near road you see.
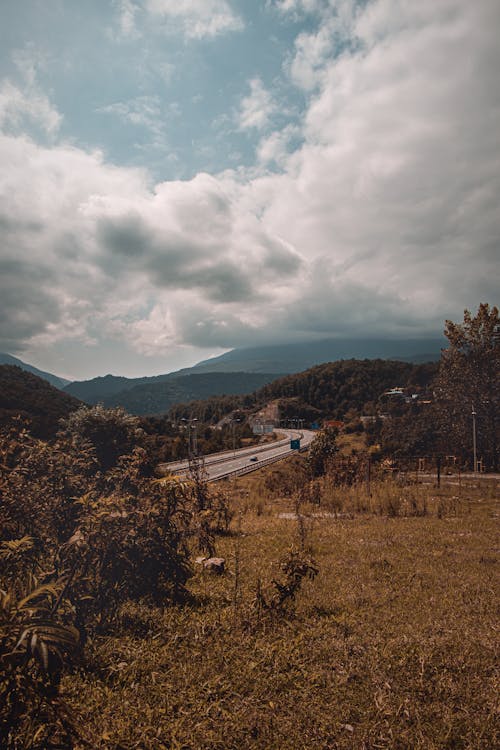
[252,420,275,435]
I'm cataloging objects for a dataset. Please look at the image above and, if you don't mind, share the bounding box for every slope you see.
[187,337,444,374]
[102,372,281,415]
[0,352,71,389]
[0,365,83,438]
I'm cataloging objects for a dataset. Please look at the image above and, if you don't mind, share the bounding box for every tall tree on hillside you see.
[434,303,499,470]
[307,427,339,477]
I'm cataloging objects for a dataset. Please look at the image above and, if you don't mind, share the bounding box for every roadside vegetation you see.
[0,304,498,748]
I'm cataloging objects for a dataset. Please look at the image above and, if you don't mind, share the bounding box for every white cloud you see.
[257,124,301,166]
[273,0,325,17]
[0,0,499,369]
[0,81,62,136]
[145,0,243,39]
[115,0,140,37]
[238,78,277,131]
[286,1,357,90]
[98,95,163,132]
[261,0,500,328]
[0,47,62,136]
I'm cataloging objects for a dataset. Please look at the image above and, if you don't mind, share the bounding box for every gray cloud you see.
[0,259,61,351]
[0,0,498,376]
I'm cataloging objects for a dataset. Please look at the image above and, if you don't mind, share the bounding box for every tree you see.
[434,303,499,470]
[307,427,339,477]
[58,405,144,472]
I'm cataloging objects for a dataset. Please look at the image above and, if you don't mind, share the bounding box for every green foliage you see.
[378,403,440,457]
[0,576,84,749]
[59,404,144,471]
[65,371,276,415]
[434,303,500,469]
[254,548,319,615]
[0,365,82,439]
[307,427,339,477]
[258,359,438,422]
[0,423,97,549]
[59,459,193,629]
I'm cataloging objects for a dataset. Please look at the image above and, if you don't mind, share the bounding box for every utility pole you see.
[472,404,477,473]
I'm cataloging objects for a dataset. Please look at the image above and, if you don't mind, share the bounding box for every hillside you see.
[0,352,70,389]
[0,365,83,438]
[257,359,438,420]
[88,372,281,415]
[61,337,443,407]
[167,359,438,424]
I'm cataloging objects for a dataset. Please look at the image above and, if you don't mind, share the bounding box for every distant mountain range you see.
[0,352,70,389]
[1,337,444,416]
[64,371,280,415]
[185,338,445,374]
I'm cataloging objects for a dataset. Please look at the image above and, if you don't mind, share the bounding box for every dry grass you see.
[63,462,499,749]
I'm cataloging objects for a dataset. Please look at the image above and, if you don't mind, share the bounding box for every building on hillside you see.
[323,419,345,431]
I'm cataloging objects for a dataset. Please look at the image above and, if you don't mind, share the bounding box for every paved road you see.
[159,429,316,482]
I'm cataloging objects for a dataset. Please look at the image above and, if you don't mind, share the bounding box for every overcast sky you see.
[1,0,498,379]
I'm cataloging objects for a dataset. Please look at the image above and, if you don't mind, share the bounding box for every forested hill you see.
[256,359,438,420]
[0,365,83,438]
[99,372,280,416]
[0,352,70,389]
[167,359,439,423]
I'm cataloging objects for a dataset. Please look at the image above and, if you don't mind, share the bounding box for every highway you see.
[159,429,316,482]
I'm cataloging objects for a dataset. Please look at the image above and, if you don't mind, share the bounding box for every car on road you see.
[249,456,258,462]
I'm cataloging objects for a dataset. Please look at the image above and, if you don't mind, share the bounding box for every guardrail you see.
[160,431,303,474]
[209,448,298,481]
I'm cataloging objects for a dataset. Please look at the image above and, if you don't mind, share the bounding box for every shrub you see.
[58,404,144,471]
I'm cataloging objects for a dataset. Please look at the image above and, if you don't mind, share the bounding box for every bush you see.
[58,404,144,471]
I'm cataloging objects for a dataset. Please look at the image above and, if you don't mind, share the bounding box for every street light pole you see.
[472,404,477,473]
[191,418,198,456]
[232,417,240,457]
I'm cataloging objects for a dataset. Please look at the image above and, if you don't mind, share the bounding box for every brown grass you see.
[63,461,499,749]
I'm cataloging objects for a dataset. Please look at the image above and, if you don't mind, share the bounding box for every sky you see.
[0,0,498,380]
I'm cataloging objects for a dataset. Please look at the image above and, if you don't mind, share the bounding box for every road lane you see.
[159,429,316,482]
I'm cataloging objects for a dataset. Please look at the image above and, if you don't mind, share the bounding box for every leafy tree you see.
[58,404,144,471]
[434,303,499,470]
[307,428,339,477]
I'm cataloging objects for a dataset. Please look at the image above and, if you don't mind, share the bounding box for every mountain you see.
[63,373,162,402]
[187,338,445,375]
[0,352,70,389]
[0,365,83,438]
[62,337,443,415]
[256,359,438,421]
[65,371,280,416]
[166,358,440,425]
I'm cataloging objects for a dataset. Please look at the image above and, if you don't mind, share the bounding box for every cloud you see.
[144,0,243,39]
[0,0,499,369]
[115,0,141,37]
[97,95,168,146]
[257,124,301,166]
[273,0,326,17]
[261,0,500,327]
[238,78,277,131]
[0,46,62,138]
[0,127,302,355]
[0,81,62,136]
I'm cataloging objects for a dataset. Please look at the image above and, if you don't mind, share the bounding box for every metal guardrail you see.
[209,448,298,482]
[160,431,303,474]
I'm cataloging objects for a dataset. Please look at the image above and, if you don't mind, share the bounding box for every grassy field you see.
[64,459,499,749]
